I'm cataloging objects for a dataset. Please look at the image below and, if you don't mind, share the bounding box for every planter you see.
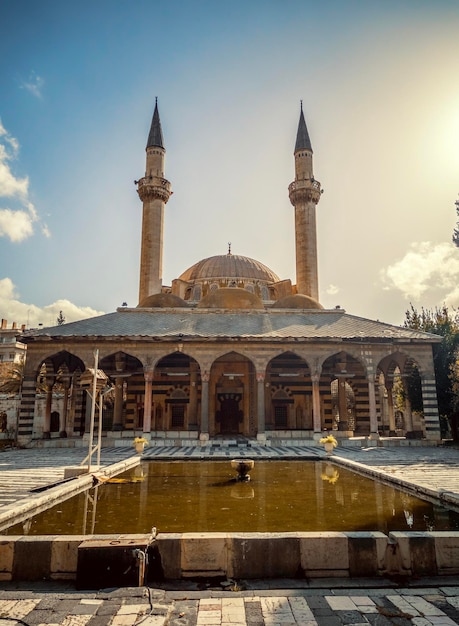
[134,442,146,454]
[324,441,334,455]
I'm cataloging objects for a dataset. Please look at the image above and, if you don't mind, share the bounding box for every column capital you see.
[144,370,154,383]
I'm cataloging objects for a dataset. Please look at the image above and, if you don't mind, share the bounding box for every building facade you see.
[17,104,442,445]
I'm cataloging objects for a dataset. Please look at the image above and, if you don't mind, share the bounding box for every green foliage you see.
[453,198,459,248]
[0,358,24,394]
[404,304,459,425]
[56,310,66,326]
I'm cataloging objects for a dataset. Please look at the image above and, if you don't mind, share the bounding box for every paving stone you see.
[305,596,330,609]
[116,603,150,615]
[339,610,370,624]
[326,596,359,611]
[86,616,115,626]
[44,611,69,623]
[401,595,451,618]
[440,588,459,596]
[22,608,57,624]
[168,600,198,626]
[36,597,65,610]
[369,599,415,626]
[69,603,102,615]
[365,614,401,626]
[313,616,342,626]
[60,615,94,626]
[93,602,122,616]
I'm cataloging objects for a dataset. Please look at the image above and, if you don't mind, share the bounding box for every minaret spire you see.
[294,100,313,153]
[136,100,171,304]
[288,103,322,300]
[147,97,164,149]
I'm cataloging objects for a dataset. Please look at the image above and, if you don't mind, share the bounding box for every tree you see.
[56,310,65,326]
[453,197,459,248]
[404,305,459,438]
[0,358,24,394]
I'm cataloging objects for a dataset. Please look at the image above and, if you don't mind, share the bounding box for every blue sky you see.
[1,0,459,328]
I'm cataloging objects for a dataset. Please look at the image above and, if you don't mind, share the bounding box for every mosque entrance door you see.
[217,392,242,434]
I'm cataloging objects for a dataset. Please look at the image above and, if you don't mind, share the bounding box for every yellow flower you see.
[319,434,337,447]
[133,437,148,446]
[321,470,339,484]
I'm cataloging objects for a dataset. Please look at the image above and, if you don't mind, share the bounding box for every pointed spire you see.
[147,97,165,149]
[294,101,313,153]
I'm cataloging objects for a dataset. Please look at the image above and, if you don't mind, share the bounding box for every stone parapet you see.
[288,179,321,205]
[2,531,459,582]
[137,176,171,203]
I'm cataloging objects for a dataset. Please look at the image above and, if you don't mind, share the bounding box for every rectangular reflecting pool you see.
[5,460,459,535]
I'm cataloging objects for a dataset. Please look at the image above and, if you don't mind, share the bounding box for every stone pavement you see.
[1,580,459,625]
[334,445,459,506]
[0,447,134,509]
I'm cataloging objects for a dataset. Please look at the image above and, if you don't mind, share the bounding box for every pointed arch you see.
[266,351,312,430]
[209,351,256,436]
[376,351,425,438]
[321,351,367,433]
[148,351,201,432]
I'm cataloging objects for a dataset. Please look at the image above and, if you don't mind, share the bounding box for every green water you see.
[6,461,459,535]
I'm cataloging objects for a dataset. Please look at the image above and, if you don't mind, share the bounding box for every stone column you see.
[143,371,153,433]
[385,381,396,435]
[200,371,210,442]
[311,374,322,433]
[367,373,379,439]
[17,373,37,439]
[337,377,348,430]
[421,372,441,441]
[43,376,54,439]
[59,378,70,437]
[189,362,198,430]
[404,394,414,433]
[112,377,124,431]
[256,372,265,442]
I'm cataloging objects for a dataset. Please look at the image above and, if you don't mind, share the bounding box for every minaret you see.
[136,99,172,304]
[288,103,322,300]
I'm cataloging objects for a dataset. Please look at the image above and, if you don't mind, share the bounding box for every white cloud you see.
[326,284,340,296]
[0,208,35,242]
[380,242,459,304]
[0,120,48,242]
[19,71,44,99]
[0,144,29,199]
[0,277,105,328]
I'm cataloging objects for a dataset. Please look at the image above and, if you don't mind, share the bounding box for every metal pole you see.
[87,349,99,473]
[97,388,107,467]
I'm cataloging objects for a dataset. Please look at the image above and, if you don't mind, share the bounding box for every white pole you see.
[97,388,104,467]
[87,348,99,473]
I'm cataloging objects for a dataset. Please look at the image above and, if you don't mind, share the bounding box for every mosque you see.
[17,103,442,445]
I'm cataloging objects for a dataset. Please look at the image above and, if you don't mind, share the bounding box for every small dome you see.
[179,254,280,283]
[272,294,323,310]
[197,287,264,309]
[137,293,187,308]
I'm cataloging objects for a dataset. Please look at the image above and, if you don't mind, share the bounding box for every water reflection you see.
[5,461,459,535]
[321,462,339,484]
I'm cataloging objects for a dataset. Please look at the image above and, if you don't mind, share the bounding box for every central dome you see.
[179,254,280,283]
